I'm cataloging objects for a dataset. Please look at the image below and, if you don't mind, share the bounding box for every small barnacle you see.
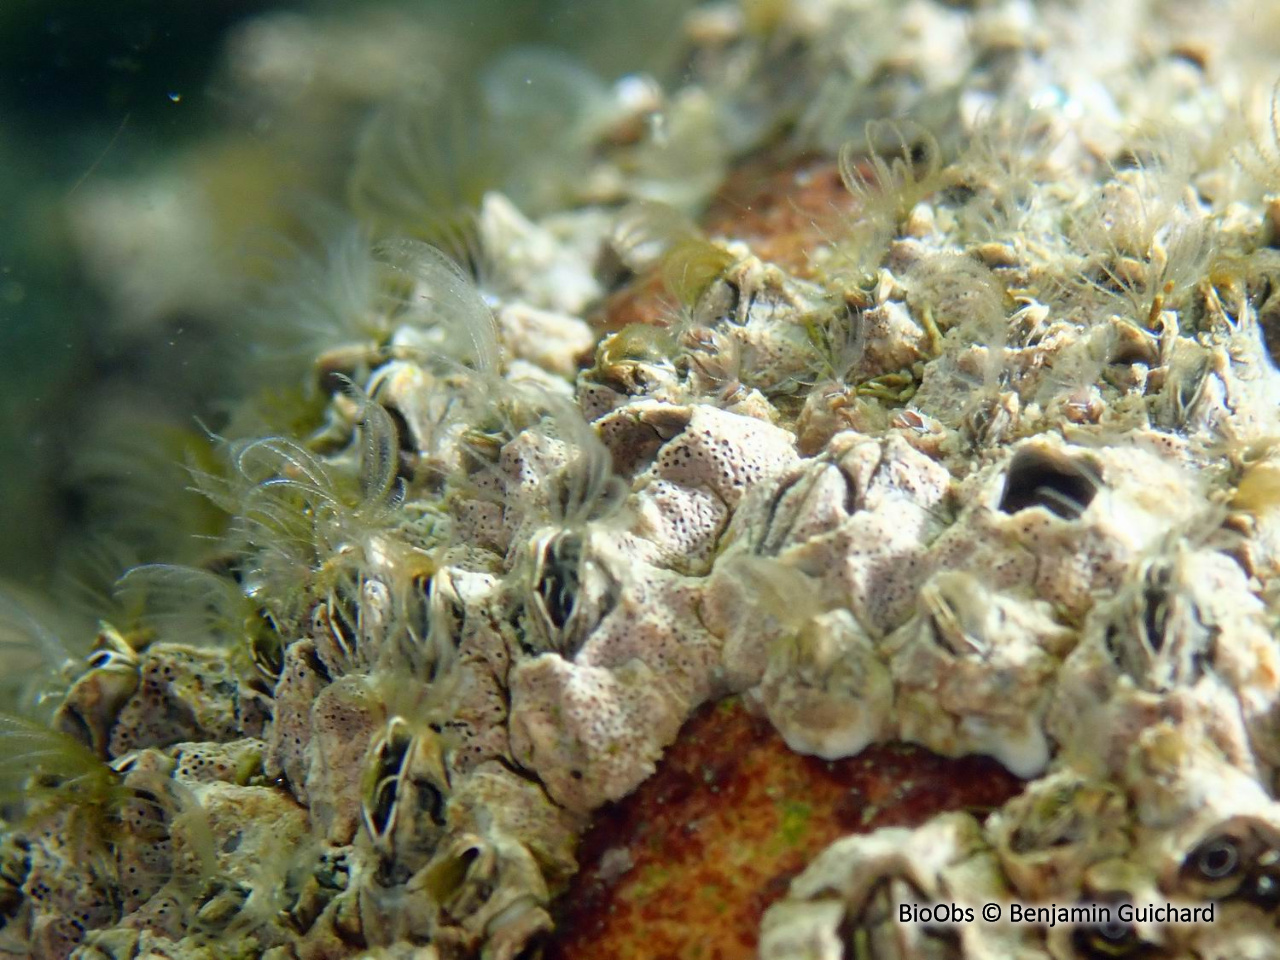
[533,531,582,637]
[244,213,393,388]
[801,301,866,387]
[1173,817,1280,908]
[1060,904,1167,960]
[349,88,507,241]
[903,253,1008,359]
[827,119,945,282]
[528,388,629,530]
[285,846,351,935]
[310,571,365,672]
[678,321,745,402]
[1156,344,1223,433]
[998,445,1100,520]
[1101,554,1210,694]
[0,714,135,864]
[361,716,450,877]
[950,105,1058,239]
[0,589,76,717]
[415,829,552,954]
[888,571,1066,777]
[840,876,960,959]
[591,323,680,399]
[113,563,285,690]
[379,238,503,377]
[524,530,618,658]
[988,771,1131,901]
[1068,162,1213,327]
[761,815,1008,960]
[53,625,140,756]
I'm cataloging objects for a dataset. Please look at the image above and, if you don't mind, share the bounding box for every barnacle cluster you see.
[8,0,1280,957]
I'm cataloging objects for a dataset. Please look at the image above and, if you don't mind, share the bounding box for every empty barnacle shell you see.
[998,445,1100,521]
[361,716,451,876]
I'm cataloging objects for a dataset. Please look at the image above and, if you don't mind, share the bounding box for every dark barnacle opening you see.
[368,726,413,840]
[1179,823,1280,908]
[1140,564,1172,654]
[249,608,285,683]
[1191,836,1240,881]
[1069,917,1147,959]
[537,532,584,635]
[998,447,1099,520]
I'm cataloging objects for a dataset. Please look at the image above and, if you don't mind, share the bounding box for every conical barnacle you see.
[989,770,1132,903]
[53,625,140,756]
[360,715,450,878]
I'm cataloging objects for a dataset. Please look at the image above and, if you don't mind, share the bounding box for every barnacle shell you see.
[987,770,1131,901]
[748,608,892,760]
[760,813,1031,960]
[885,570,1070,776]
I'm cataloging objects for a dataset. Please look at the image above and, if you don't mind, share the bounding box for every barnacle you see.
[361,716,450,878]
[1174,818,1280,908]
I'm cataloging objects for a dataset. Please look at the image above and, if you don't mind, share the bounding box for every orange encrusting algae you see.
[546,697,1024,960]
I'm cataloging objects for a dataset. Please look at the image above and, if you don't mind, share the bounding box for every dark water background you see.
[0,0,689,593]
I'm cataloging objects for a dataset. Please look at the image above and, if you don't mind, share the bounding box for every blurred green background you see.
[0,0,692,590]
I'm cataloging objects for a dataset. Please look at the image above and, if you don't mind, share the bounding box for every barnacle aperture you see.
[998,447,1100,520]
